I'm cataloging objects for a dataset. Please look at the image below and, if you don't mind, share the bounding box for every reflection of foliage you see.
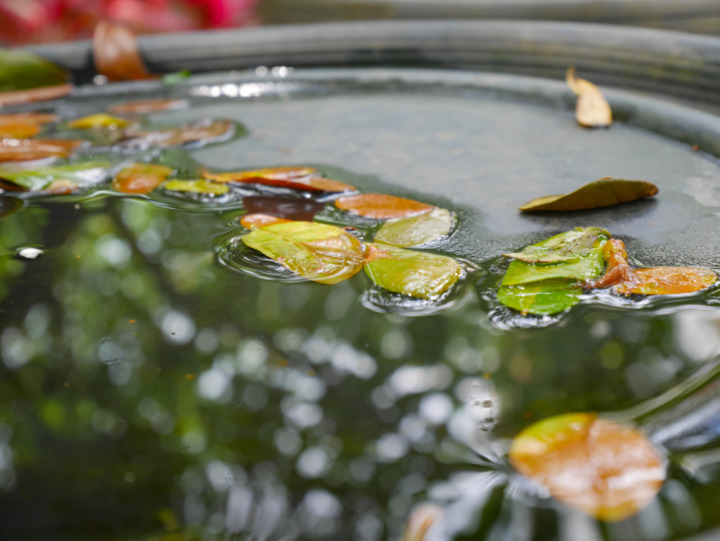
[0,196,719,539]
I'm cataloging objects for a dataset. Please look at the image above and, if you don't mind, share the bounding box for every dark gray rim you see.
[24,20,720,104]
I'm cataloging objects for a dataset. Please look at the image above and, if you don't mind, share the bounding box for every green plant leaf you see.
[0,161,110,191]
[164,179,229,195]
[242,221,366,285]
[504,227,609,264]
[0,49,67,92]
[374,207,454,247]
[519,178,658,212]
[498,279,582,315]
[364,244,463,299]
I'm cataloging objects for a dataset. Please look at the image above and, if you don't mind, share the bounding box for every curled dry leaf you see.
[125,118,234,148]
[69,114,128,130]
[374,207,455,247]
[240,213,292,229]
[108,99,189,115]
[364,243,463,299]
[335,194,435,219]
[0,113,58,138]
[566,67,612,128]
[519,178,658,212]
[0,84,73,107]
[591,239,717,295]
[242,221,367,285]
[509,413,665,521]
[0,138,83,163]
[93,21,155,82]
[204,166,354,192]
[163,179,229,195]
[113,163,173,194]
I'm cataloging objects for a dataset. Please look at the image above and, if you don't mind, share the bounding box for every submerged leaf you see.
[242,221,366,285]
[566,67,612,128]
[336,194,435,219]
[241,214,292,229]
[0,161,109,191]
[93,21,155,82]
[126,119,234,148]
[0,113,57,138]
[243,195,326,222]
[69,114,128,129]
[364,244,463,299]
[0,138,83,163]
[520,178,658,212]
[113,163,173,194]
[163,179,229,195]
[504,227,609,265]
[498,279,582,316]
[374,207,454,247]
[509,413,664,521]
[591,239,717,295]
[0,49,68,92]
[203,166,354,192]
[108,99,188,115]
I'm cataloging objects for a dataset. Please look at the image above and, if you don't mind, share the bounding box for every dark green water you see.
[1,69,720,540]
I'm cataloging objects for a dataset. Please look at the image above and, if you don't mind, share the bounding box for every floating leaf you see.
[204,166,353,192]
[504,227,609,264]
[163,179,229,195]
[126,119,234,148]
[243,195,325,222]
[46,180,79,194]
[509,413,664,521]
[69,114,128,129]
[498,279,582,316]
[242,221,367,285]
[0,113,57,138]
[0,84,73,107]
[0,49,68,92]
[374,207,454,247]
[241,214,292,229]
[108,99,188,115]
[591,239,717,295]
[113,163,173,194]
[364,244,463,299]
[0,161,109,191]
[93,21,155,82]
[566,67,612,128]
[520,178,658,212]
[0,138,84,163]
[335,194,435,219]
[162,70,191,86]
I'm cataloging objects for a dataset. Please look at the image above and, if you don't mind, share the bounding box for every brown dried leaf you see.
[93,21,155,82]
[0,84,73,107]
[203,166,354,192]
[0,138,83,163]
[519,178,658,212]
[0,113,58,138]
[113,163,173,194]
[108,99,188,115]
[126,118,233,148]
[335,194,434,219]
[566,67,612,128]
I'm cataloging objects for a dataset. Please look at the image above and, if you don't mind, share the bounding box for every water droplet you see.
[17,247,43,260]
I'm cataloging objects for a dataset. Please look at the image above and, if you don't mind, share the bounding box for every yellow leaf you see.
[566,67,612,128]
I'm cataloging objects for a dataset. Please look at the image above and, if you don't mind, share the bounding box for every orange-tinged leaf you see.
[335,194,435,219]
[616,267,717,296]
[113,163,173,194]
[240,213,293,229]
[46,180,78,194]
[69,114,128,129]
[0,113,57,138]
[0,138,83,163]
[566,67,612,128]
[519,178,658,212]
[509,413,665,521]
[93,21,155,82]
[0,84,73,107]
[108,99,188,115]
[203,166,354,192]
[125,119,233,148]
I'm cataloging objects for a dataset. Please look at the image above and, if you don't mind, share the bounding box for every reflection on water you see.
[0,196,719,539]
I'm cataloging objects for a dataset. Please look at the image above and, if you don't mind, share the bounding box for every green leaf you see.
[374,207,454,247]
[242,222,366,285]
[519,178,658,212]
[0,161,110,191]
[504,227,609,264]
[497,279,582,315]
[162,70,191,86]
[164,179,229,195]
[364,244,463,299]
[501,250,606,286]
[0,50,68,92]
